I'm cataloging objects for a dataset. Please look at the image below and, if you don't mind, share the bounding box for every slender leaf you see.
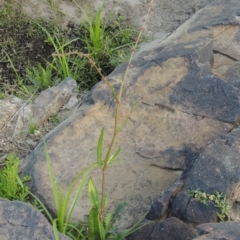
[104,212,113,232]
[44,141,60,217]
[88,177,100,208]
[97,128,104,166]
[98,217,106,240]
[120,212,150,239]
[109,147,121,163]
[65,166,93,230]
[53,219,60,240]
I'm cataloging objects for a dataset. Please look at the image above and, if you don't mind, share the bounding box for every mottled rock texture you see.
[0,198,70,240]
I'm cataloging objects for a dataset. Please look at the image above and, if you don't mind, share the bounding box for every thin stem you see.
[99,102,120,219]
[98,0,155,220]
[118,0,155,103]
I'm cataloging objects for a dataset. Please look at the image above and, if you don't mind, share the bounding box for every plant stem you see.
[99,0,155,220]
[119,0,154,103]
[100,102,120,220]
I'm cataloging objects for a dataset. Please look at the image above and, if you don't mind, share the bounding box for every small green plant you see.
[0,92,5,99]
[73,0,138,66]
[0,153,31,201]
[32,142,97,239]
[27,117,38,135]
[189,189,230,221]
[26,62,57,90]
[80,3,105,57]
[4,51,32,97]
[37,23,81,77]
[48,114,61,124]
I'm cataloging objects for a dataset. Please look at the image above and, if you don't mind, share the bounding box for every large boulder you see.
[22,0,240,234]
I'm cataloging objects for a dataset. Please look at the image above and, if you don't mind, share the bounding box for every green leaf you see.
[97,128,104,166]
[120,212,150,239]
[88,208,101,240]
[53,219,60,240]
[98,217,106,240]
[109,147,121,163]
[88,177,100,208]
[104,212,113,232]
[44,141,60,217]
[111,202,128,224]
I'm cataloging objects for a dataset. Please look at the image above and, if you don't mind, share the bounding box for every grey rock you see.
[0,97,23,131]
[185,198,218,226]
[0,198,71,240]
[194,221,240,240]
[128,217,196,240]
[146,180,184,220]
[30,77,77,126]
[184,129,240,194]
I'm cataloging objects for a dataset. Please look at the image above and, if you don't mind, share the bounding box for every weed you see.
[76,0,137,65]
[30,142,97,239]
[189,189,230,221]
[0,153,31,201]
[4,51,32,97]
[0,92,5,99]
[26,117,38,135]
[48,114,61,124]
[48,0,155,238]
[26,63,57,90]
[36,24,82,79]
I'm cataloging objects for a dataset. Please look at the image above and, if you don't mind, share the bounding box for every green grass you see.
[0,153,30,201]
[0,1,138,98]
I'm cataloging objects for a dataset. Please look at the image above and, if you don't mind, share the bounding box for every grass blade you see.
[44,140,60,218]
[88,177,100,208]
[53,219,60,240]
[97,128,104,166]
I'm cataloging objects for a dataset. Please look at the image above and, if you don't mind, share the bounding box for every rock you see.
[0,97,23,132]
[184,129,240,194]
[127,217,196,240]
[30,77,77,126]
[126,220,156,240]
[0,198,70,240]
[226,62,240,89]
[13,77,77,135]
[146,179,184,220]
[194,221,240,240]
[169,192,218,226]
[21,0,240,231]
